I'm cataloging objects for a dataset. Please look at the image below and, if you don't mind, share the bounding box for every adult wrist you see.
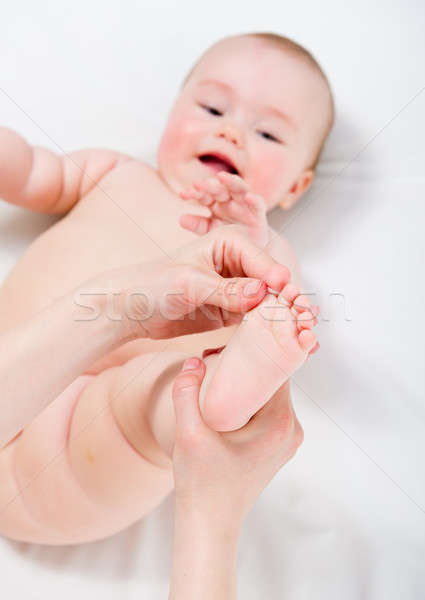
[74,271,148,345]
[174,497,242,541]
[170,499,240,600]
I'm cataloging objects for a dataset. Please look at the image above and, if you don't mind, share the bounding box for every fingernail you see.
[266,286,280,296]
[182,357,201,371]
[243,279,263,297]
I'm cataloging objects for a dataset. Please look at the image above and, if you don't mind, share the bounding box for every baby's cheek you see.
[159,119,185,158]
[160,112,203,159]
[250,153,288,202]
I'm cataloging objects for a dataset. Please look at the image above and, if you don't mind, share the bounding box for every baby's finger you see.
[179,213,212,235]
[196,177,229,203]
[244,193,267,217]
[217,171,248,191]
[179,187,203,201]
[204,177,229,202]
[213,198,248,223]
[217,172,249,201]
[193,182,216,206]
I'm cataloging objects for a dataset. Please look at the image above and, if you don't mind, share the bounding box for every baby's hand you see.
[171,357,303,528]
[179,172,269,247]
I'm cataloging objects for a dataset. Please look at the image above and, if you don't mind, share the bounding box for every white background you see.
[1,1,424,598]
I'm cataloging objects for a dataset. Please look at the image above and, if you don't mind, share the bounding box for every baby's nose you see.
[215,123,243,148]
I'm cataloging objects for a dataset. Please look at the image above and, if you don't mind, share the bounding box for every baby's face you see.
[157,36,329,209]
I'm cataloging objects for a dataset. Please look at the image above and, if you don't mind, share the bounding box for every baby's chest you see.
[74,168,190,262]
[0,163,195,328]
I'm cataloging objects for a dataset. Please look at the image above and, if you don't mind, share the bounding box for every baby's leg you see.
[199,284,317,431]
[0,352,185,545]
[0,318,303,545]
[0,376,95,543]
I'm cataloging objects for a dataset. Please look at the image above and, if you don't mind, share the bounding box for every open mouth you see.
[198,153,239,175]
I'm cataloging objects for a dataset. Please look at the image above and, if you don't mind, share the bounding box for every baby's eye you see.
[258,131,281,143]
[200,104,223,117]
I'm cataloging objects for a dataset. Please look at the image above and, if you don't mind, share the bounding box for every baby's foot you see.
[179,171,269,246]
[200,283,317,431]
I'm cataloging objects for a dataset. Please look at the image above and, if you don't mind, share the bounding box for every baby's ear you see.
[279,169,314,210]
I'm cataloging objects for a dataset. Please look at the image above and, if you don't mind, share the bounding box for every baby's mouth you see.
[198,153,239,175]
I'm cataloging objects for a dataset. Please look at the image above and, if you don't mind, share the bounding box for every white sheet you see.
[1,1,424,598]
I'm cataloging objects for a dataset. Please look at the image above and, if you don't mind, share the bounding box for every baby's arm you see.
[0,127,132,214]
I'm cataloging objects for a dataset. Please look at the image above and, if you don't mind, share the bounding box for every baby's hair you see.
[182,31,335,170]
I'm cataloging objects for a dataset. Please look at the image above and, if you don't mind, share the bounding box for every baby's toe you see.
[298,329,317,352]
[309,341,320,355]
[292,294,311,314]
[311,304,320,317]
[297,310,315,331]
[278,283,299,306]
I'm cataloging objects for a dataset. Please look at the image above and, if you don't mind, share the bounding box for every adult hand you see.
[171,357,303,525]
[79,225,290,341]
[169,357,303,600]
[0,225,289,448]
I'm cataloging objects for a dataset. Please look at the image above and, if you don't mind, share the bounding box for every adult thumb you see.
[197,271,267,315]
[172,358,206,432]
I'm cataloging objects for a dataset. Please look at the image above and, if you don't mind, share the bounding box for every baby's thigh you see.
[4,375,97,541]
[8,365,174,543]
[68,351,185,510]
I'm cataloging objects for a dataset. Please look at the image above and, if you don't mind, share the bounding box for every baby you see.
[0,32,333,544]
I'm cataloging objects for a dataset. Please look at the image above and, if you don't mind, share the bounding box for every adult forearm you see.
[169,502,240,600]
[0,289,128,447]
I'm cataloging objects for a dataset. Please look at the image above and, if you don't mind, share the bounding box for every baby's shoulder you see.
[68,156,165,222]
[106,155,157,178]
[102,156,164,189]
[79,155,162,199]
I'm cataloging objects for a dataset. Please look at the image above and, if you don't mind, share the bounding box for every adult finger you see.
[209,226,291,292]
[172,358,206,433]
[180,265,268,314]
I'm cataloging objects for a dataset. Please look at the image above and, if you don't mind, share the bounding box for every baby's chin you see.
[157,157,208,197]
